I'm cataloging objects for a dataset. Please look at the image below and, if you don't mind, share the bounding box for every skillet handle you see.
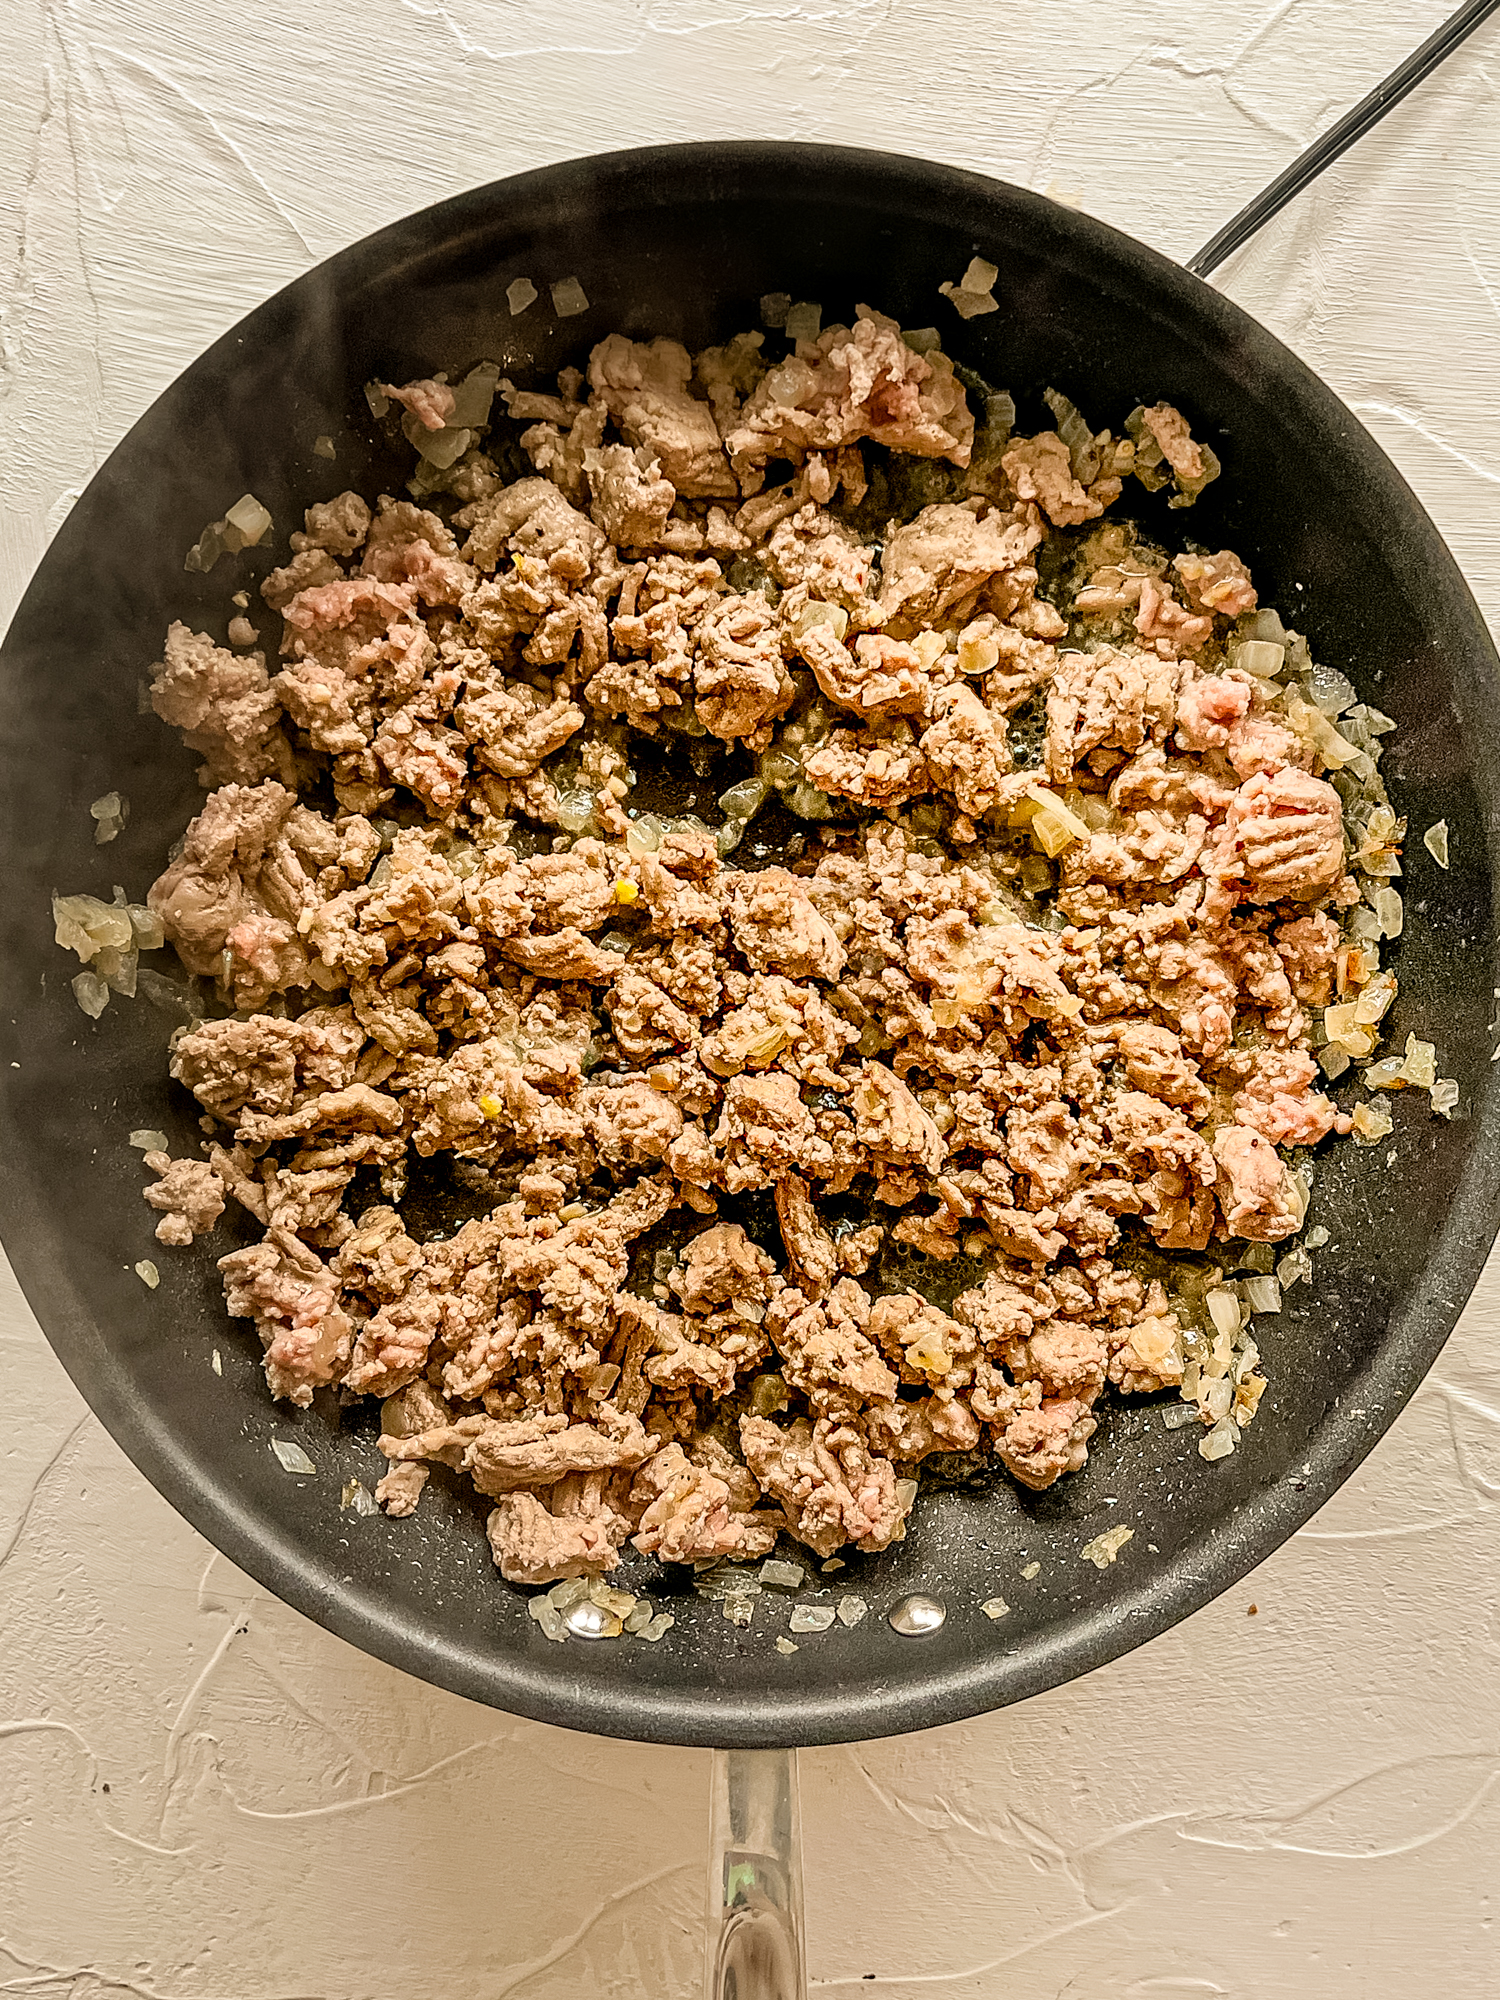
[707,1746,807,2000]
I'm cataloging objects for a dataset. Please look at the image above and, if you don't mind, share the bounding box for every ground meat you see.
[920,682,1013,817]
[588,335,737,497]
[1211,767,1346,902]
[1002,433,1118,527]
[1173,548,1256,617]
[723,307,974,473]
[1213,1123,1303,1240]
[804,723,930,809]
[141,1152,225,1246]
[584,442,677,546]
[1141,402,1204,485]
[147,780,305,991]
[219,1227,353,1406]
[629,1444,779,1563]
[768,1278,897,1415]
[1228,1047,1342,1147]
[713,1073,833,1190]
[485,1480,634,1583]
[694,592,794,743]
[876,503,1041,630]
[739,1414,908,1557]
[994,1398,1097,1490]
[114,306,1396,1587]
[149,622,293,787]
[774,1173,838,1299]
[1046,645,1180,783]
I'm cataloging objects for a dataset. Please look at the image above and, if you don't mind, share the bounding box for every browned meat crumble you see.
[67,303,1432,1586]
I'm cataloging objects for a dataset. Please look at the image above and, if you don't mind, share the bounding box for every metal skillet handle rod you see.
[1186,0,1499,277]
[707,1747,807,2000]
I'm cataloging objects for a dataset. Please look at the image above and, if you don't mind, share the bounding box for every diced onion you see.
[1308,661,1357,716]
[1278,1244,1313,1288]
[1243,1276,1282,1314]
[939,284,999,320]
[1350,1094,1394,1145]
[1199,1419,1238,1461]
[507,277,538,316]
[783,301,823,344]
[1248,608,1286,645]
[72,969,109,1018]
[1205,1287,1241,1341]
[1080,1525,1134,1568]
[1234,639,1286,679]
[1424,820,1450,868]
[225,493,273,545]
[550,277,590,318]
[1401,1036,1438,1089]
[1430,1078,1460,1118]
[789,1604,836,1634]
[271,1439,316,1475]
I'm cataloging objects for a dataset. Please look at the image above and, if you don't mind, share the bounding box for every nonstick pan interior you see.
[3,142,1499,1748]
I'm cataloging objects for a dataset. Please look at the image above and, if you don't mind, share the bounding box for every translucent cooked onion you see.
[760,1558,805,1590]
[1043,386,1101,484]
[225,493,273,545]
[53,891,133,961]
[718,776,767,823]
[1430,1078,1460,1118]
[1248,608,1287,645]
[271,1439,316,1474]
[1353,971,1397,1026]
[403,412,473,467]
[1243,1276,1282,1314]
[1350,1094,1394,1145]
[783,301,822,344]
[1234,640,1285,678]
[445,362,502,429]
[790,599,848,643]
[1363,1055,1407,1090]
[1205,1287,1242,1341]
[1024,783,1090,857]
[71,969,109,1018]
[625,812,663,855]
[550,277,590,318]
[1401,1035,1438,1089]
[1424,819,1450,868]
[1308,661,1357,716]
[1199,1419,1238,1461]
[1372,887,1403,938]
[940,284,999,320]
[313,434,336,459]
[759,292,791,330]
[1080,1525,1134,1568]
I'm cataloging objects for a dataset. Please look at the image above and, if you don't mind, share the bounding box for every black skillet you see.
[3,113,1500,1776]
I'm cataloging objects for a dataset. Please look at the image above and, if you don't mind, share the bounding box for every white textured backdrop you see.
[4,3,1500,1993]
